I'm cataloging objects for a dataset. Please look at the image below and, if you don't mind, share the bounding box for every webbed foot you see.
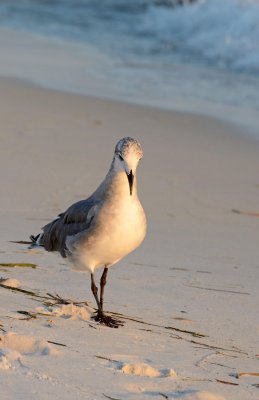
[94,311,124,328]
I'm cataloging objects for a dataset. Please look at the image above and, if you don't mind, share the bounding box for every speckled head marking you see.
[115,137,143,160]
[114,137,143,196]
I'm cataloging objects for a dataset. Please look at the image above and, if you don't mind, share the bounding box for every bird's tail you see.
[29,233,42,248]
[10,234,42,248]
[30,234,40,244]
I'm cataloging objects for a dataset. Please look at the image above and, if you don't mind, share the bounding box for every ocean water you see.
[0,0,259,132]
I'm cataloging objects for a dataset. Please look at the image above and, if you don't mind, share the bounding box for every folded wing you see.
[39,197,99,257]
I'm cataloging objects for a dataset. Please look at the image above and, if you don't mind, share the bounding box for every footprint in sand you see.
[36,303,92,321]
[121,362,176,378]
[0,331,59,373]
[98,354,177,378]
[100,357,226,400]
[0,278,21,288]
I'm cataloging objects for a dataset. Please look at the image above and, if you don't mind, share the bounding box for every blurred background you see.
[0,0,259,132]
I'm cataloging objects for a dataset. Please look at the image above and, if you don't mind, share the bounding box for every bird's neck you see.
[106,165,138,200]
[91,159,138,202]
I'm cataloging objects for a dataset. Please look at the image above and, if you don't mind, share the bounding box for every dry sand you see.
[0,77,258,399]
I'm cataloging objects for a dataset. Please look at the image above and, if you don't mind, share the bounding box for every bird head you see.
[114,137,143,196]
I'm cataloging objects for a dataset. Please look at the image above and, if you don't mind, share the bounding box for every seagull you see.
[30,137,147,327]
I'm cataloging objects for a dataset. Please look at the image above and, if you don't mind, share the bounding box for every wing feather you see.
[39,197,99,257]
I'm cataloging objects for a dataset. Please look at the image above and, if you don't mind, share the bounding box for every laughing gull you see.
[30,137,147,327]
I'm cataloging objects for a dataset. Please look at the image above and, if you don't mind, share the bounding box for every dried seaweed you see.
[232,209,259,217]
[16,310,55,320]
[159,393,169,399]
[103,395,121,400]
[0,284,88,308]
[0,283,42,297]
[188,285,250,295]
[17,310,37,320]
[47,340,67,347]
[216,379,239,386]
[95,355,120,363]
[0,262,36,268]
[109,311,207,338]
[188,338,247,355]
[234,372,259,379]
[0,283,250,359]
[9,240,34,245]
[44,293,89,307]
[165,326,206,338]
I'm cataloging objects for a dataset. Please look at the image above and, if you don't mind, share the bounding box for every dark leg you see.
[90,269,123,328]
[100,267,108,311]
[91,273,101,311]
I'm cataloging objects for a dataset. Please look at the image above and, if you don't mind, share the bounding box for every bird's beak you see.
[126,170,134,196]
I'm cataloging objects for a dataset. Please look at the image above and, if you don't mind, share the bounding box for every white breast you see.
[70,173,147,272]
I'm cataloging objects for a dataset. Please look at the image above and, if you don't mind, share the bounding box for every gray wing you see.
[39,197,99,257]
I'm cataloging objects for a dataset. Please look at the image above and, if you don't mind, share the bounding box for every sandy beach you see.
[0,77,258,399]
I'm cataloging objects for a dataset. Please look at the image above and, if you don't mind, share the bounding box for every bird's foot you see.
[94,311,124,328]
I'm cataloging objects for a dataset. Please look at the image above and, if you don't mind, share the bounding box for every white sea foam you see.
[141,0,259,72]
[0,0,258,73]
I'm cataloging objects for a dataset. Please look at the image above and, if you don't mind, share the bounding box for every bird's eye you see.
[119,154,124,161]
